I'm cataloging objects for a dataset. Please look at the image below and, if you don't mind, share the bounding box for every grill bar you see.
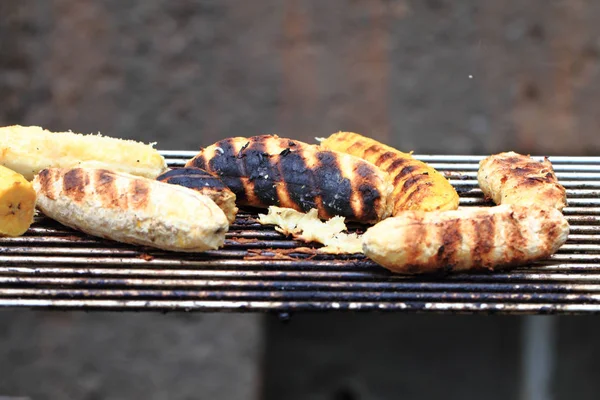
[0,152,599,314]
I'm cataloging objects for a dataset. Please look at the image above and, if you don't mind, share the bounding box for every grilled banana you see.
[363,204,569,274]
[186,135,393,224]
[478,152,567,211]
[33,168,228,252]
[157,167,238,224]
[0,125,167,181]
[0,165,36,237]
[320,131,459,213]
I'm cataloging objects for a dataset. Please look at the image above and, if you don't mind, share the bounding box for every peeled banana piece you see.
[0,165,36,237]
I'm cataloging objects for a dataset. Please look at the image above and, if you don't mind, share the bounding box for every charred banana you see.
[186,135,393,224]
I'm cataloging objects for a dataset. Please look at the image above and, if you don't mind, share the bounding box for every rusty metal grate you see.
[0,152,598,314]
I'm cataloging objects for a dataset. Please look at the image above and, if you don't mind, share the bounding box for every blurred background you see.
[1,0,599,399]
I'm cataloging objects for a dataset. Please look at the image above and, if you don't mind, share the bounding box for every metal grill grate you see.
[0,152,598,314]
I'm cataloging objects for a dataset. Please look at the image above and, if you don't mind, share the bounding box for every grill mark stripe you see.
[471,213,495,269]
[363,144,380,161]
[392,164,417,187]
[401,173,429,193]
[94,170,120,208]
[387,157,412,174]
[375,151,397,168]
[313,151,353,220]
[435,218,462,272]
[403,214,428,274]
[346,141,364,154]
[395,181,429,211]
[354,163,381,222]
[37,169,56,200]
[129,178,150,210]
[506,210,528,263]
[63,168,88,203]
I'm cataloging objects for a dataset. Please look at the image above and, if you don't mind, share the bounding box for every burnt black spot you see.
[188,154,207,170]
[358,183,380,221]
[314,152,353,218]
[220,177,247,203]
[288,141,296,147]
[63,168,89,202]
[279,151,317,211]
[207,139,242,177]
[245,140,280,206]
[280,148,291,157]
[202,139,247,202]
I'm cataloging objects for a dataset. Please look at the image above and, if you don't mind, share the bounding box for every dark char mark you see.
[387,157,411,173]
[245,139,281,206]
[313,151,353,219]
[392,163,418,186]
[471,214,495,268]
[436,220,462,271]
[95,169,119,207]
[63,168,89,202]
[279,150,317,212]
[37,169,56,200]
[357,183,380,221]
[402,173,429,192]
[130,178,150,209]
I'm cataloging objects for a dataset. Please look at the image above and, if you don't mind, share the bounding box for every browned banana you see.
[185,135,393,224]
[478,152,567,211]
[363,204,569,274]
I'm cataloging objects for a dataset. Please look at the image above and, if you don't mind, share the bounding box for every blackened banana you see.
[185,135,393,223]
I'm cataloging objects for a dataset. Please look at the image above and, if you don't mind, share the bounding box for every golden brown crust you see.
[478,152,567,211]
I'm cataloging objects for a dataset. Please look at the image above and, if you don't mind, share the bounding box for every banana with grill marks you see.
[362,204,569,274]
[185,135,393,224]
[33,167,229,252]
[478,152,567,211]
[320,131,459,214]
